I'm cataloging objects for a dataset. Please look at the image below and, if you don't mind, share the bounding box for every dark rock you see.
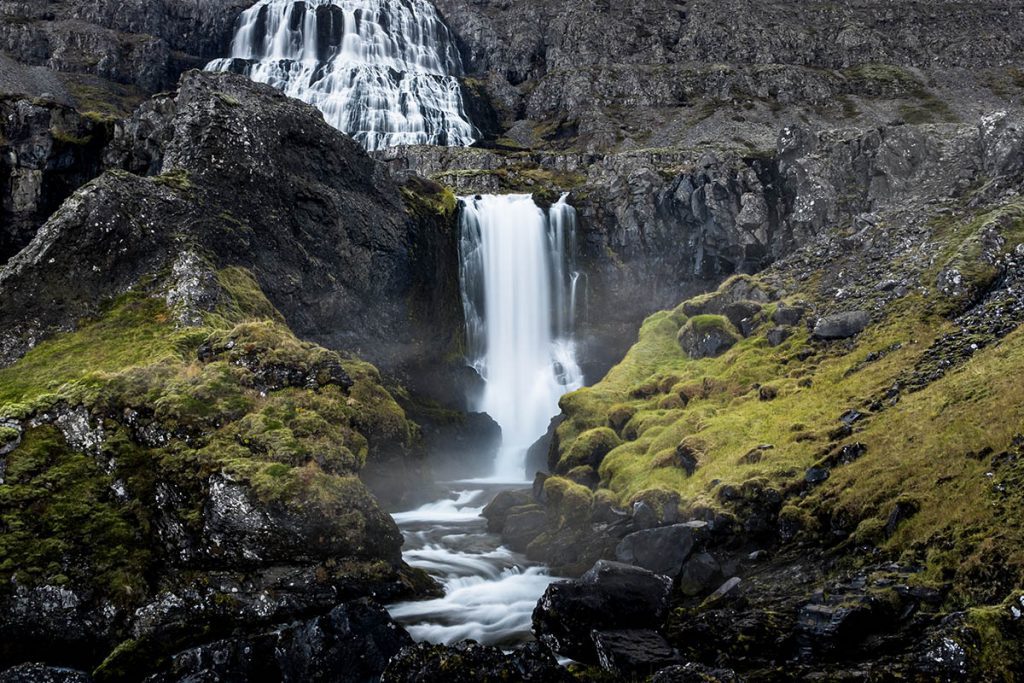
[1,70,462,377]
[772,304,807,327]
[766,326,791,347]
[813,311,871,339]
[678,552,722,597]
[805,466,831,484]
[565,465,600,489]
[532,560,673,663]
[382,640,570,683]
[615,525,695,576]
[417,411,501,483]
[0,664,92,683]
[149,599,413,683]
[481,489,533,533]
[502,507,548,551]
[592,629,682,676]
[840,410,865,426]
[678,320,740,359]
[706,577,743,606]
[651,663,740,682]
[885,499,920,537]
[631,500,660,530]
[758,384,779,401]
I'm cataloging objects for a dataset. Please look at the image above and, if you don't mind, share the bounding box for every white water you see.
[459,194,584,481]
[389,194,584,646]
[389,487,558,646]
[206,0,477,151]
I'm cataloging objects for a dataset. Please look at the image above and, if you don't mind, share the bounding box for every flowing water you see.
[389,194,584,645]
[206,0,477,151]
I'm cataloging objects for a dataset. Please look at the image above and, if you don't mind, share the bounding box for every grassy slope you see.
[553,201,1024,610]
[0,267,413,600]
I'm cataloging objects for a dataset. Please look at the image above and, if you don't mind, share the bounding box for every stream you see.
[388,484,557,646]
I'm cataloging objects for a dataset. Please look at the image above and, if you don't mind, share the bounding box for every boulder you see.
[502,507,548,551]
[677,316,741,359]
[615,524,695,576]
[772,303,807,326]
[144,599,412,683]
[766,326,791,347]
[481,489,533,533]
[678,552,722,597]
[592,629,682,676]
[812,311,870,339]
[532,560,673,663]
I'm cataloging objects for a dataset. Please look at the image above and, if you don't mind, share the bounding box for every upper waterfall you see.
[459,194,585,481]
[206,0,478,151]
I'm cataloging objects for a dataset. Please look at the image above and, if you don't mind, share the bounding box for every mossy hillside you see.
[553,200,1024,604]
[0,268,415,607]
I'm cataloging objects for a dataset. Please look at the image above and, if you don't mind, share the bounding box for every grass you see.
[552,196,1024,605]
[0,267,414,608]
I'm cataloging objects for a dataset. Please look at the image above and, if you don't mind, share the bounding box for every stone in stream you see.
[532,560,673,663]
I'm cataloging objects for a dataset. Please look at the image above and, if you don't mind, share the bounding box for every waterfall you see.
[459,194,584,481]
[206,0,478,151]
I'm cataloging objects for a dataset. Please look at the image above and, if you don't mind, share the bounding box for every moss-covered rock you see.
[0,267,425,675]
[677,315,742,359]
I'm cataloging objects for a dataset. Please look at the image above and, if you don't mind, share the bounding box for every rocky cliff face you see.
[0,0,248,93]
[0,70,464,376]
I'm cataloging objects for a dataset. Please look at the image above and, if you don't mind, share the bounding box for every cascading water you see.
[459,193,585,481]
[389,194,585,646]
[206,0,477,151]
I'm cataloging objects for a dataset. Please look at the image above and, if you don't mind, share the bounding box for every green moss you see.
[49,127,93,146]
[152,168,192,192]
[560,427,622,471]
[543,476,594,528]
[0,293,186,408]
[0,426,151,600]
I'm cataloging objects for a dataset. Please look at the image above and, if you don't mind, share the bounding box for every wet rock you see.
[565,465,600,489]
[502,507,548,551]
[382,640,570,683]
[592,629,682,676]
[533,560,673,663]
[482,489,534,533]
[813,311,871,339]
[147,599,411,683]
[805,466,830,484]
[615,525,695,576]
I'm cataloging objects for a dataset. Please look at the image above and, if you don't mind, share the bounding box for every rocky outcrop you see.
[0,0,249,92]
[0,96,110,263]
[0,70,464,377]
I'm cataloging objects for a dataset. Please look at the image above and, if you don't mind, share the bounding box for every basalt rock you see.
[0,70,463,376]
[532,560,673,663]
[381,641,571,683]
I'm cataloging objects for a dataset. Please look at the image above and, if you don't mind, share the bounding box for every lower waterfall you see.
[459,193,585,481]
[388,194,584,646]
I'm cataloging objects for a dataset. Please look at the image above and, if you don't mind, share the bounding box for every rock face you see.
[0,0,249,92]
[0,97,110,263]
[0,70,464,376]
